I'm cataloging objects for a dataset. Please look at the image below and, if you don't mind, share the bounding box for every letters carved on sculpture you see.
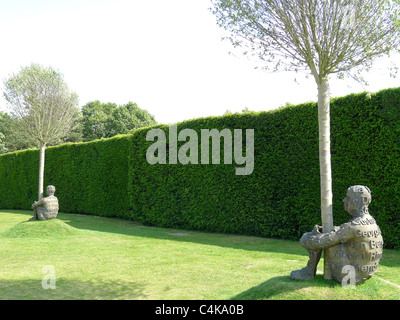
[291,185,383,285]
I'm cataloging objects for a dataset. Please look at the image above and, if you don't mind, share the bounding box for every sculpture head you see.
[46,185,56,196]
[343,185,371,217]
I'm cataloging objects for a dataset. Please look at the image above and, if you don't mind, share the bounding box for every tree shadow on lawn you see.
[0,278,147,300]
[231,274,336,300]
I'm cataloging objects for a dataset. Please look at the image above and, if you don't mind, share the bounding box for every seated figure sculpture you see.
[31,185,59,221]
[290,185,383,285]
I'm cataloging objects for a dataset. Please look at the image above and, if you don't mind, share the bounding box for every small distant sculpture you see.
[31,185,59,221]
[291,185,383,285]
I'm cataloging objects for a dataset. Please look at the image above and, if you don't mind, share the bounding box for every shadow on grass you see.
[231,275,336,300]
[0,278,147,300]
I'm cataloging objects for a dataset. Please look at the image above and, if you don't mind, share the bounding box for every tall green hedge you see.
[129,88,400,249]
[0,135,131,217]
[0,148,38,210]
[0,87,399,248]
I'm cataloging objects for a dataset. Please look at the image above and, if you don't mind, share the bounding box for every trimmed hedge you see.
[0,87,399,248]
[129,110,319,240]
[0,135,131,218]
[129,87,400,249]
[0,148,38,210]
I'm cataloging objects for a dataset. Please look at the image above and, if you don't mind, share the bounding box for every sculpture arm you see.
[300,223,354,251]
[32,199,45,209]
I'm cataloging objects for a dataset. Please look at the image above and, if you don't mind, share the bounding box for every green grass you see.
[1,209,399,300]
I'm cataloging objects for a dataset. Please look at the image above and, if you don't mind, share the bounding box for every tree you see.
[81,100,157,141]
[3,64,79,204]
[62,110,84,144]
[0,111,40,153]
[109,102,158,135]
[0,110,81,154]
[212,0,400,278]
[0,132,6,154]
[81,100,118,141]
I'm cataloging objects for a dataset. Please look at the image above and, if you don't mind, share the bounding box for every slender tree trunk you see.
[317,77,334,233]
[38,142,46,201]
[317,76,334,280]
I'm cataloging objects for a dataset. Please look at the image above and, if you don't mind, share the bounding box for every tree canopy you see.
[81,100,157,141]
[212,0,400,83]
[3,64,80,146]
[0,99,157,153]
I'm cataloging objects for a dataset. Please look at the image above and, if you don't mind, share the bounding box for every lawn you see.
[0,210,399,300]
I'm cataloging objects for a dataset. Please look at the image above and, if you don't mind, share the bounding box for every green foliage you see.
[46,135,132,217]
[0,132,7,154]
[2,63,79,146]
[1,87,400,248]
[81,100,157,141]
[129,107,320,241]
[0,148,38,209]
[61,110,84,144]
[112,102,158,135]
[0,135,131,218]
[81,101,118,141]
[0,111,37,153]
[129,87,400,249]
[0,110,83,154]
[212,0,400,84]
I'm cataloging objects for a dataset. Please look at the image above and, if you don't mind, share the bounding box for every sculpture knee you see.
[37,211,45,220]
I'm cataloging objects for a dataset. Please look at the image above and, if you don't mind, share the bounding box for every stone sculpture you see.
[291,185,383,285]
[31,185,59,221]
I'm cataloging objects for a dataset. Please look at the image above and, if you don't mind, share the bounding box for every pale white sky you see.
[0,0,399,124]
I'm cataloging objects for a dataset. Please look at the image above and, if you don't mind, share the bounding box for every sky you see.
[0,0,399,125]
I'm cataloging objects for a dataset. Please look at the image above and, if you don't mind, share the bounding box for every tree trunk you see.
[38,142,46,200]
[317,77,334,232]
[317,76,334,280]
